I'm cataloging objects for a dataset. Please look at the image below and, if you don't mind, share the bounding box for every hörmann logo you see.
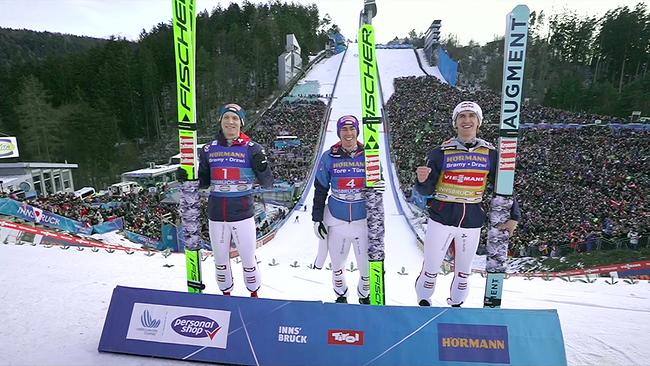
[171,315,221,340]
[438,323,510,363]
[173,0,194,118]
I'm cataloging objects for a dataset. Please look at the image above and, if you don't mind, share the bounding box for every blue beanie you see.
[336,115,359,137]
[219,103,245,126]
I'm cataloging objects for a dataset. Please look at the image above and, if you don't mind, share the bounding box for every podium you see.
[99,286,566,366]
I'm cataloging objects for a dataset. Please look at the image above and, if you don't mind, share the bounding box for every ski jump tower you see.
[278,34,303,88]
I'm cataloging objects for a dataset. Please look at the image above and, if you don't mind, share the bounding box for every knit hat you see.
[336,115,360,137]
[219,103,245,126]
[452,101,483,127]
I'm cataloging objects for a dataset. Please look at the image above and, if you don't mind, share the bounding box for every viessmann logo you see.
[442,172,486,186]
[327,329,364,346]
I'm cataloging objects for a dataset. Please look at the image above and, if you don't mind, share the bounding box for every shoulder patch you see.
[203,145,210,152]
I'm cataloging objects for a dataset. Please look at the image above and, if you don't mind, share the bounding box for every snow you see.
[1,47,649,366]
[415,48,447,83]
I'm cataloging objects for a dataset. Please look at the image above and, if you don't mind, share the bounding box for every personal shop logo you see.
[327,329,364,346]
[438,323,510,364]
[172,315,222,340]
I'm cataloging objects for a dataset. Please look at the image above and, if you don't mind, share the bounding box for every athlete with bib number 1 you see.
[178,103,273,297]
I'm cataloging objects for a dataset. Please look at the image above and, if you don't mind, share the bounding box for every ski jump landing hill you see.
[98,47,567,366]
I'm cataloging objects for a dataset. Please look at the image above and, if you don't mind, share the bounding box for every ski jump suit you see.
[414,137,520,306]
[198,131,273,294]
[312,141,370,300]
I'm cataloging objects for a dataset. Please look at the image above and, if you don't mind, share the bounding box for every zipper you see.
[349,202,352,222]
[458,202,466,228]
[222,197,227,221]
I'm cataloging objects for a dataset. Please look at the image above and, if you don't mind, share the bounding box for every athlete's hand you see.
[416,166,431,183]
[497,220,518,236]
[176,167,188,182]
[313,221,328,240]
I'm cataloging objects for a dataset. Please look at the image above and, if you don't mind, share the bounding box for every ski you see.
[484,5,529,308]
[358,0,385,306]
[172,0,204,294]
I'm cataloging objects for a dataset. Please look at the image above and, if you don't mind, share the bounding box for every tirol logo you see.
[438,323,510,363]
[328,329,364,346]
[172,315,221,340]
[141,310,161,329]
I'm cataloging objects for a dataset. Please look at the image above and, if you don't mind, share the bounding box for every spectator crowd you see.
[386,75,648,256]
[20,190,177,241]
[252,99,327,184]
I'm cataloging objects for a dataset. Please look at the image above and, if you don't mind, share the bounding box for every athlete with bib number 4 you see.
[414,101,520,307]
[312,115,385,305]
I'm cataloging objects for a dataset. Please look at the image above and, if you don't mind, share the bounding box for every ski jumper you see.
[312,142,370,299]
[414,138,520,305]
[198,131,273,293]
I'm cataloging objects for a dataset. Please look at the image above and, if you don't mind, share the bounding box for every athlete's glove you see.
[313,221,328,240]
[176,167,188,182]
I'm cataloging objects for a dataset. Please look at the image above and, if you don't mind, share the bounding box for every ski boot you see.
[447,298,463,307]
[418,299,431,307]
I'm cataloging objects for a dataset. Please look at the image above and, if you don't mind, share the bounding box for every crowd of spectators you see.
[387,75,648,256]
[252,99,327,184]
[20,190,177,241]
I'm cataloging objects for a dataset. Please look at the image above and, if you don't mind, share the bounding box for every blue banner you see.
[124,230,161,249]
[160,224,179,251]
[437,47,458,86]
[99,286,566,366]
[0,198,92,234]
[92,217,124,234]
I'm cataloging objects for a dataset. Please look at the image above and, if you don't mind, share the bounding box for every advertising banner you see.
[0,137,19,158]
[124,230,161,249]
[0,198,92,234]
[99,286,567,366]
[92,217,124,234]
